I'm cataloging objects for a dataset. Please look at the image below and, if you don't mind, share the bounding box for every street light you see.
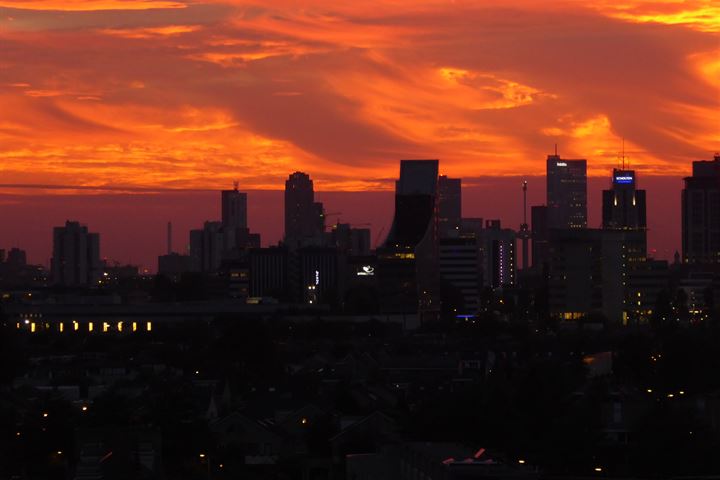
[199,453,211,479]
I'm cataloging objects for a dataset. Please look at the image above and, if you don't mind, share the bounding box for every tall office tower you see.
[439,237,481,314]
[437,175,462,238]
[602,168,647,263]
[682,154,720,264]
[531,205,549,268]
[482,220,516,288]
[189,221,225,273]
[328,223,371,256]
[221,183,248,229]
[249,247,289,300]
[296,247,345,305]
[51,221,101,286]
[548,229,626,324]
[378,159,439,316]
[518,181,530,270]
[6,247,27,267]
[438,217,485,313]
[626,259,670,324]
[284,172,325,248]
[546,153,587,229]
[221,183,258,256]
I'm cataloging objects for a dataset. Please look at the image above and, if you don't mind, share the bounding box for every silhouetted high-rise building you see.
[546,154,587,229]
[439,236,480,313]
[682,154,720,264]
[437,175,461,237]
[51,221,101,286]
[284,172,325,248]
[548,229,626,324]
[378,159,439,315]
[482,220,516,288]
[221,183,248,229]
[531,205,549,268]
[221,184,261,255]
[6,247,27,267]
[602,168,647,263]
[249,247,289,300]
[189,221,225,273]
[296,247,345,305]
[188,185,260,273]
[626,259,670,324]
[328,223,371,256]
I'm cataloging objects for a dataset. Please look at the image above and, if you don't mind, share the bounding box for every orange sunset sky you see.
[0,0,718,268]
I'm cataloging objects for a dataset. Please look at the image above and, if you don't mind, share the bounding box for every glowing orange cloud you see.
[98,25,202,38]
[587,0,720,32]
[0,0,185,10]
[0,0,717,195]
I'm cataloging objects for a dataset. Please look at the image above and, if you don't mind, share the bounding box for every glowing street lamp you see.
[199,453,211,478]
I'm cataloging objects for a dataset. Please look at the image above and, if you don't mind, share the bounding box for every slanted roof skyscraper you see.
[378,160,440,317]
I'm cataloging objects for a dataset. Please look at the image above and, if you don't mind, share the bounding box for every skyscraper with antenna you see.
[602,142,647,264]
[221,181,248,229]
[546,148,587,230]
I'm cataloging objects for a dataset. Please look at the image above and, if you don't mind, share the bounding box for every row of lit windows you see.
[17,320,152,333]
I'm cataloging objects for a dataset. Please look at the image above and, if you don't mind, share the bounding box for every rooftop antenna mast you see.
[523,180,528,226]
[167,221,172,255]
[518,180,530,271]
[233,180,239,191]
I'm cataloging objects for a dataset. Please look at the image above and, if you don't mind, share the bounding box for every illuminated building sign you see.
[314,270,320,285]
[356,265,375,276]
[556,162,567,167]
[613,172,635,184]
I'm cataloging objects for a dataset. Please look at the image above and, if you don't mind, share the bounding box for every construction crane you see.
[374,225,386,249]
[321,211,342,221]
[328,221,371,231]
[321,211,342,230]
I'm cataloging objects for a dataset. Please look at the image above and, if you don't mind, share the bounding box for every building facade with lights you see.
[437,175,462,238]
[682,154,720,264]
[546,154,587,230]
[377,160,440,316]
[602,168,647,264]
[548,229,626,324]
